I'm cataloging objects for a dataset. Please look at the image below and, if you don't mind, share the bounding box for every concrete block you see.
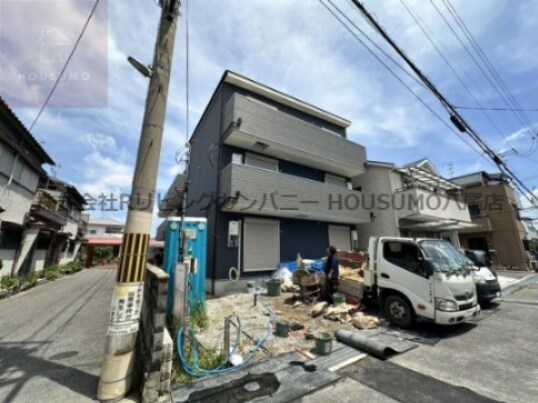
[161,328,173,362]
[153,312,165,332]
[155,279,169,296]
[160,361,172,380]
[141,388,159,403]
[159,378,171,395]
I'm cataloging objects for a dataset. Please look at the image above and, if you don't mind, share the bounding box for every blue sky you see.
[2,0,538,233]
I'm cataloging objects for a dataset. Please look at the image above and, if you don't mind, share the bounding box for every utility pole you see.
[97,1,180,401]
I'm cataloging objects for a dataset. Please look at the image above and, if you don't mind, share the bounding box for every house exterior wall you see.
[459,183,528,269]
[0,141,41,226]
[0,175,35,226]
[185,88,224,288]
[87,224,124,236]
[220,162,368,223]
[184,78,365,294]
[352,166,399,249]
[394,188,470,222]
[222,92,366,178]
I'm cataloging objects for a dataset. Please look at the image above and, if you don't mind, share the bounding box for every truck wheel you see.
[384,294,414,328]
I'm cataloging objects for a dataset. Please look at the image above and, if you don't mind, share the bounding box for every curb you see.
[0,268,88,303]
[500,273,538,297]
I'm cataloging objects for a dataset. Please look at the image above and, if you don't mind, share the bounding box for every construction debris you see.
[351,312,380,330]
[309,302,329,318]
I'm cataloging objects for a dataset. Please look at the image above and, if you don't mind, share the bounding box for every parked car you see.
[463,249,501,304]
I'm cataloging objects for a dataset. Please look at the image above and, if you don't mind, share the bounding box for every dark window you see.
[383,241,422,274]
[468,204,481,218]
[0,227,22,249]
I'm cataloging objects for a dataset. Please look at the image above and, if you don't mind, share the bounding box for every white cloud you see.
[3,0,538,234]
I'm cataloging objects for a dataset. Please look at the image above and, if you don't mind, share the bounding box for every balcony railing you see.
[222,93,366,178]
[220,163,370,224]
[459,216,493,233]
[31,189,68,226]
[394,188,471,223]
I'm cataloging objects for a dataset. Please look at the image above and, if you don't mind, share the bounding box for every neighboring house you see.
[37,177,87,265]
[86,217,124,236]
[352,159,473,249]
[15,175,87,273]
[160,71,369,295]
[521,217,538,241]
[159,174,186,218]
[83,217,125,267]
[83,217,165,268]
[0,97,55,277]
[451,171,529,270]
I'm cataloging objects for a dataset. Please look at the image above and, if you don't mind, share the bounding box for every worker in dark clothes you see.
[324,246,339,304]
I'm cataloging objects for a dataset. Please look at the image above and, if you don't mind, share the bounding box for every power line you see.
[440,0,538,157]
[29,0,101,131]
[318,0,491,165]
[442,0,537,136]
[429,0,537,156]
[455,105,538,113]
[348,0,537,206]
[398,0,507,144]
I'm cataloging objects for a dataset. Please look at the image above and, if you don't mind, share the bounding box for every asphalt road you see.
[304,274,538,403]
[0,268,115,403]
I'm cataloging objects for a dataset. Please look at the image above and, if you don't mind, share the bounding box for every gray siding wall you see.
[352,166,400,249]
[186,90,223,286]
[220,163,370,224]
[222,93,366,176]
[221,84,346,136]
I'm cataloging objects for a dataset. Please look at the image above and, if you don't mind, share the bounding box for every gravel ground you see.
[196,291,357,360]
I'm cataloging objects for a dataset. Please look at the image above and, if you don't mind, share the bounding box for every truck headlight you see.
[471,272,487,283]
[435,298,458,312]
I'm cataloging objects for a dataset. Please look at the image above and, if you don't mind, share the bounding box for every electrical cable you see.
[177,295,272,377]
[442,0,537,135]
[399,0,507,144]
[348,0,537,205]
[428,0,537,156]
[439,0,538,157]
[455,106,538,113]
[319,0,492,166]
[29,0,101,131]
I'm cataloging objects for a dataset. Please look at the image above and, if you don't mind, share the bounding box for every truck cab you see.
[364,237,480,328]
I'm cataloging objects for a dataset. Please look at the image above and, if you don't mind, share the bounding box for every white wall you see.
[0,141,40,226]
[0,176,34,226]
[352,166,399,249]
[63,218,80,239]
[58,240,82,265]
[0,248,16,277]
[31,249,47,272]
[87,223,123,237]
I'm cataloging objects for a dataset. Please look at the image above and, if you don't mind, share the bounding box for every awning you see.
[400,218,477,232]
[394,166,461,191]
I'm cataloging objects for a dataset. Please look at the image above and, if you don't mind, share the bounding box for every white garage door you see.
[243,218,280,272]
[329,225,351,251]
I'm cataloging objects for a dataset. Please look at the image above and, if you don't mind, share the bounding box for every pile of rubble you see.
[309,301,379,330]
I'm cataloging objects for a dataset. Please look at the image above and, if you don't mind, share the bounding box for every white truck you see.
[362,237,480,328]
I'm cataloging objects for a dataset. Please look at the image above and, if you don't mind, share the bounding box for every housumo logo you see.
[35,26,72,63]
[0,0,108,108]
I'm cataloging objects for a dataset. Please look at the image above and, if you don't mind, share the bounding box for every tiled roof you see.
[0,96,55,165]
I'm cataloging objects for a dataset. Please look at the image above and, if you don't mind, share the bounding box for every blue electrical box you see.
[162,217,207,317]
